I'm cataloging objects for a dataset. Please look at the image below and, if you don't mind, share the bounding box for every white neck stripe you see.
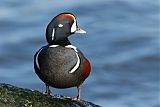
[49,45,59,48]
[51,28,55,40]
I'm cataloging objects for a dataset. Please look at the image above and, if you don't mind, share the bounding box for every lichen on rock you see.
[0,83,100,107]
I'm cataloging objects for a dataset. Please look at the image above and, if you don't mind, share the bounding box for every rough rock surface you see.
[0,83,100,107]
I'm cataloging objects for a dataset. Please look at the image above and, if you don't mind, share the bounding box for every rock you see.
[0,83,100,107]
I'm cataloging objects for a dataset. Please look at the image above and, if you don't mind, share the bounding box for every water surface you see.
[0,0,159,107]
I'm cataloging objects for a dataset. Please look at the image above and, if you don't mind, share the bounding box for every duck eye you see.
[67,22,72,25]
[58,24,63,28]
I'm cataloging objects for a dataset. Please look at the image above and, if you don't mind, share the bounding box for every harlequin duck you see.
[34,12,91,100]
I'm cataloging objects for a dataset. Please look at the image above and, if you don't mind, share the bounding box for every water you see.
[0,0,159,107]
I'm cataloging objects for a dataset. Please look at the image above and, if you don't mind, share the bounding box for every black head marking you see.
[46,12,86,46]
[46,13,78,45]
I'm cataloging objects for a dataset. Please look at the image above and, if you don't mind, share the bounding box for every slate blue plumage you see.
[34,13,91,100]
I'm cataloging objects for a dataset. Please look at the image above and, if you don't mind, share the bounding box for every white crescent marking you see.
[68,14,77,33]
[65,45,80,73]
[71,20,77,33]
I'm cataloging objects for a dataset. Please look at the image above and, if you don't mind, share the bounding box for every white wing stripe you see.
[65,45,80,73]
[35,48,43,70]
[69,52,80,73]
[36,45,59,70]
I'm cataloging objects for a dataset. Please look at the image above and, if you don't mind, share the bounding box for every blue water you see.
[0,0,159,107]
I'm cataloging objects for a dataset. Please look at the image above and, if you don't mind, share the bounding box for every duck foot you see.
[43,84,51,96]
[76,84,81,101]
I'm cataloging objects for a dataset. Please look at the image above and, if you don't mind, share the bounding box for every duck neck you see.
[50,38,71,46]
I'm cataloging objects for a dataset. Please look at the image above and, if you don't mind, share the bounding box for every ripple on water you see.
[0,0,159,107]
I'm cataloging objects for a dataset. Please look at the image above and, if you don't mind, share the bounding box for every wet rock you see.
[0,83,100,107]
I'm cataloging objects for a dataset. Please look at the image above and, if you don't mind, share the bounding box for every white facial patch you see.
[51,28,55,40]
[71,21,77,33]
[65,45,80,73]
[58,24,63,28]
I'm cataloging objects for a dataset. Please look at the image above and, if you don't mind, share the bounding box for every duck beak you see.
[75,28,86,33]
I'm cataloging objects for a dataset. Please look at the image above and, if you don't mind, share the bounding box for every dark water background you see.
[0,0,159,107]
